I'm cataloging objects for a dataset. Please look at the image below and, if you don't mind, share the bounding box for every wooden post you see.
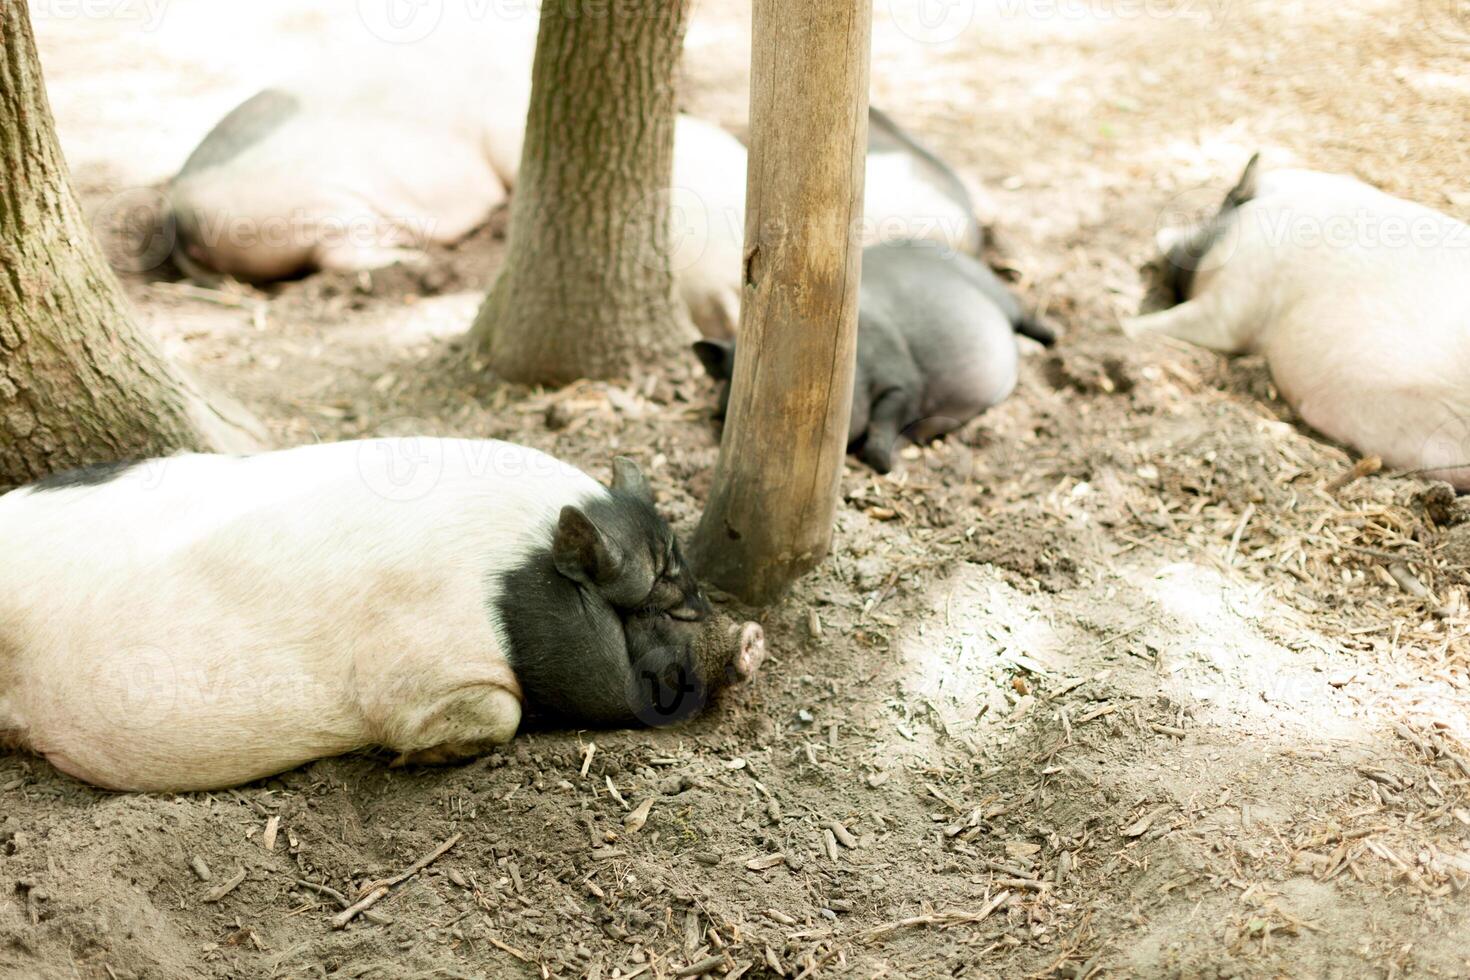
[689,0,872,604]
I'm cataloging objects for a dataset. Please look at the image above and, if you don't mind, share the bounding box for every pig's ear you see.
[1226,151,1262,207]
[692,340,735,381]
[553,506,623,587]
[610,457,654,505]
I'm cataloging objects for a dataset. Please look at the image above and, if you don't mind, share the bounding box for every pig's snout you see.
[730,622,765,681]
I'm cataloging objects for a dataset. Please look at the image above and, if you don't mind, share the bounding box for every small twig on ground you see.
[1387,563,1435,603]
[828,821,858,849]
[1076,703,1116,725]
[483,931,532,962]
[676,954,727,977]
[1122,805,1172,838]
[331,832,462,929]
[294,878,350,907]
[1224,503,1256,565]
[993,877,1050,892]
[149,280,255,308]
[202,867,247,903]
[1325,456,1381,494]
[792,945,842,979]
[1266,521,1457,567]
[859,891,1011,943]
[332,885,389,928]
[605,775,629,809]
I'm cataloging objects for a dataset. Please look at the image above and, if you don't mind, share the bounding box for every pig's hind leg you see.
[1121,296,1251,355]
[0,643,23,756]
[857,388,919,474]
[316,241,432,275]
[383,684,523,769]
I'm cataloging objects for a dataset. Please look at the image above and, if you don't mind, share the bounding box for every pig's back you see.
[1228,172,1470,397]
[1222,170,1470,319]
[861,243,1020,410]
[0,440,593,580]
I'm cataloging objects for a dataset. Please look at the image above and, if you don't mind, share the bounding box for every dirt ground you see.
[5,1,1470,977]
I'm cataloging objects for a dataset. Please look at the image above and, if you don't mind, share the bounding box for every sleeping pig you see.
[168,17,538,280]
[0,440,763,791]
[695,240,1055,473]
[1125,155,1470,488]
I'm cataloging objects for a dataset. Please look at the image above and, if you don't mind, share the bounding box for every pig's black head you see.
[499,587,765,730]
[692,340,736,422]
[551,457,709,619]
[498,457,763,730]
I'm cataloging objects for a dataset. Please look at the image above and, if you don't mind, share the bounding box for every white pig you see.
[667,116,750,341]
[1125,156,1470,488]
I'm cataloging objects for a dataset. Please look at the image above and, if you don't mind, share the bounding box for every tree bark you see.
[469,0,695,386]
[0,0,261,489]
[689,0,871,605]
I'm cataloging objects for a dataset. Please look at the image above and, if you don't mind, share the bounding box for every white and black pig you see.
[0,440,763,792]
[1126,155,1470,488]
[695,240,1055,473]
[166,20,537,281]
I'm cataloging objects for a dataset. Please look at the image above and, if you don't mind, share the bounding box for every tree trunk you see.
[469,0,695,386]
[0,0,261,489]
[689,0,871,605]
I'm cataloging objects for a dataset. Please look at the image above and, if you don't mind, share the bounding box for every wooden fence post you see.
[689,0,872,604]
